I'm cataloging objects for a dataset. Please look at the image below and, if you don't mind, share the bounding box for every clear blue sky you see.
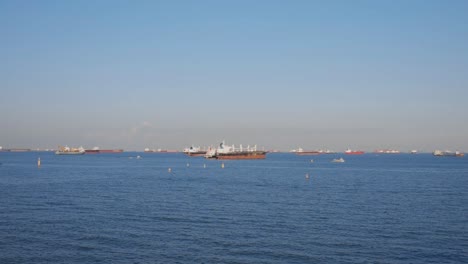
[1,0,467,151]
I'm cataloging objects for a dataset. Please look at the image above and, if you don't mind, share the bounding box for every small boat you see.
[332,157,345,163]
[55,146,85,155]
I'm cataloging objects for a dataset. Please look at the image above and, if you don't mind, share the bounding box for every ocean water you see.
[0,152,467,263]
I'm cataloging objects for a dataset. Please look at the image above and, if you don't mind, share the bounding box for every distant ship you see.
[374,149,400,154]
[144,148,178,153]
[183,146,207,157]
[56,146,85,155]
[295,148,321,155]
[144,148,160,153]
[291,148,336,154]
[205,141,266,160]
[344,149,365,155]
[0,148,31,152]
[433,150,464,157]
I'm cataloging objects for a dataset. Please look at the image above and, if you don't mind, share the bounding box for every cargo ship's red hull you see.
[345,151,365,155]
[215,151,266,160]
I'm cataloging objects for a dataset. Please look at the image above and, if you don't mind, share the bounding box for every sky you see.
[1,0,468,151]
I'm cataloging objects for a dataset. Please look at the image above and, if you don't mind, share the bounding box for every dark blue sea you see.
[0,152,467,263]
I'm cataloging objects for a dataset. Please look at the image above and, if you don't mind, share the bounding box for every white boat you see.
[331,157,345,163]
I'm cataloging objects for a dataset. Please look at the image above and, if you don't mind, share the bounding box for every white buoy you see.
[221,162,225,169]
[37,157,41,168]
[203,164,206,168]
[305,173,310,179]
[187,163,190,167]
[310,159,314,163]
[168,168,172,173]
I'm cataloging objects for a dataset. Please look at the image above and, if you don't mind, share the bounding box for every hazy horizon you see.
[1,1,468,152]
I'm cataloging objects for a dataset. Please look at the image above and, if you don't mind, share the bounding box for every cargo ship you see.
[0,148,31,152]
[433,150,464,157]
[205,141,266,160]
[144,148,161,153]
[3,148,32,152]
[144,148,178,153]
[183,146,207,157]
[374,149,400,154]
[291,148,336,154]
[56,146,85,155]
[294,148,321,155]
[344,149,365,155]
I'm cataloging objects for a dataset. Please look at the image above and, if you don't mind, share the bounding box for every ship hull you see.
[345,151,365,155]
[187,152,207,157]
[8,149,31,152]
[215,151,266,160]
[434,152,464,157]
[55,151,85,155]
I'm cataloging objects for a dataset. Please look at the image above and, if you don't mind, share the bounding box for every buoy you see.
[187,163,190,167]
[305,173,310,179]
[203,164,206,168]
[37,157,41,168]
[221,162,225,169]
[310,159,314,163]
[168,168,172,173]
